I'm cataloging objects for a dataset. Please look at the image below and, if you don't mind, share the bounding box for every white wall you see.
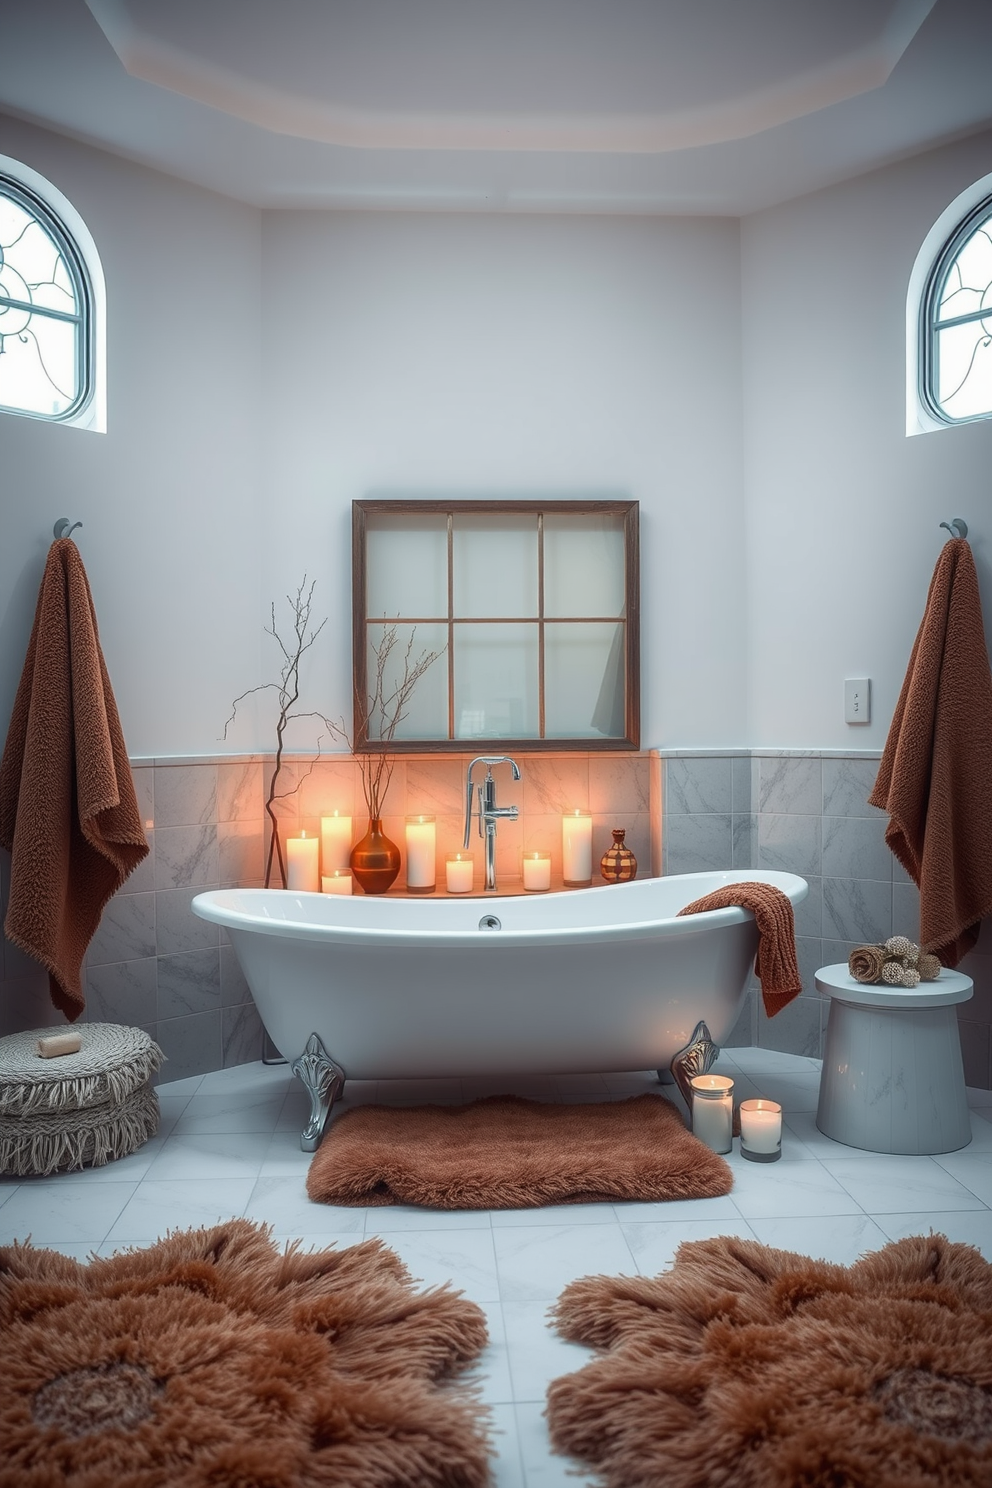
[258,210,748,752]
[742,127,992,749]
[0,115,264,758]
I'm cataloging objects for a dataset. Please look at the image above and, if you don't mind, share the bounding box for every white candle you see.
[562,811,593,885]
[286,831,319,892]
[739,1099,782,1156]
[321,812,352,874]
[690,1075,734,1154]
[446,852,474,894]
[405,815,436,892]
[523,851,551,892]
[322,870,353,896]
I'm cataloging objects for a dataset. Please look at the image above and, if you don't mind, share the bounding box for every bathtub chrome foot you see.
[667,1020,720,1117]
[291,1033,345,1152]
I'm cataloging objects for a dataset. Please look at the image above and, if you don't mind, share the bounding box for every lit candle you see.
[405,815,436,892]
[690,1075,734,1154]
[322,870,353,896]
[286,831,319,892]
[739,1099,782,1162]
[562,810,593,886]
[522,851,551,892]
[446,852,474,894]
[321,812,352,874]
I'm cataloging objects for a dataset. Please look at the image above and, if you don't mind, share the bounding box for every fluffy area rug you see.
[546,1232,992,1488]
[306,1093,733,1209]
[0,1219,492,1488]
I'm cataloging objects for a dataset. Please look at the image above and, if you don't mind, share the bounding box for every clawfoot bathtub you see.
[193,869,807,1148]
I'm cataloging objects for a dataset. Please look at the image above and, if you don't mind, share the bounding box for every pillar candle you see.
[321,812,352,874]
[405,815,436,892]
[322,870,353,896]
[446,852,474,894]
[286,831,319,892]
[690,1075,734,1154]
[522,851,551,892]
[739,1098,782,1160]
[562,810,593,885]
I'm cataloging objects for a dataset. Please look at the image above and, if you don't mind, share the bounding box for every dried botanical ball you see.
[918,953,942,981]
[881,960,906,985]
[885,935,919,961]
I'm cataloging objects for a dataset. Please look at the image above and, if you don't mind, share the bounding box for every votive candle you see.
[321,812,352,874]
[322,870,353,896]
[446,852,474,894]
[690,1074,734,1154]
[562,810,593,886]
[522,851,552,892]
[739,1098,782,1162]
[405,814,436,892]
[286,831,319,892]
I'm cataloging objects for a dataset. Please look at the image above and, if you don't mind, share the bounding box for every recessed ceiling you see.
[1,0,990,213]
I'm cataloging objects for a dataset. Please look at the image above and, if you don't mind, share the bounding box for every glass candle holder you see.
[322,870,353,896]
[739,1099,782,1162]
[522,851,551,892]
[690,1074,734,1154]
[405,814,436,893]
[445,852,474,894]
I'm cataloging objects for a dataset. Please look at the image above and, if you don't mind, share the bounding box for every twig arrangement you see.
[224,581,443,887]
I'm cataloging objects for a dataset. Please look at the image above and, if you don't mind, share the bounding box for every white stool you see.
[815,964,973,1155]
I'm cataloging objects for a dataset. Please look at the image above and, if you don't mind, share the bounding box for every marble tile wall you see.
[660,751,992,1088]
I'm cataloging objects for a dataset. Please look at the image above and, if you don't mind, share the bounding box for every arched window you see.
[0,162,104,429]
[920,191,992,427]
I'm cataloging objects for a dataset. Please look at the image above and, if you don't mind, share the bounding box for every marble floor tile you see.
[745,1213,891,1265]
[493,1221,637,1304]
[621,1217,759,1275]
[930,1150,992,1206]
[821,1156,989,1213]
[365,1225,500,1303]
[243,1175,365,1235]
[144,1130,268,1180]
[728,1161,864,1219]
[501,1299,594,1402]
[514,1401,599,1487]
[0,1181,138,1245]
[874,1209,992,1260]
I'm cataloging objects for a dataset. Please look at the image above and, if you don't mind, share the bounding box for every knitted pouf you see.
[0,1024,163,1177]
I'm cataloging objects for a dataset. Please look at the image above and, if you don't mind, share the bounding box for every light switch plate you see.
[845,678,871,724]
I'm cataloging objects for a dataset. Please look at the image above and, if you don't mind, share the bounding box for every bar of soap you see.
[37,1032,83,1058]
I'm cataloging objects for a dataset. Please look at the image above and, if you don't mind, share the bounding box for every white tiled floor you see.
[3,1048,991,1487]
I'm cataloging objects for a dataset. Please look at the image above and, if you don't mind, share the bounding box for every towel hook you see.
[53,518,83,540]
[939,518,968,540]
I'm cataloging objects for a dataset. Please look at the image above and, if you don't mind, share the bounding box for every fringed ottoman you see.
[0,1023,164,1177]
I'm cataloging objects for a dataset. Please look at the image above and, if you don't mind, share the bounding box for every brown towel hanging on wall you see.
[0,537,149,1019]
[868,536,992,967]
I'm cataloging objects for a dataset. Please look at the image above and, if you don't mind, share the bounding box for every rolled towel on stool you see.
[848,944,886,983]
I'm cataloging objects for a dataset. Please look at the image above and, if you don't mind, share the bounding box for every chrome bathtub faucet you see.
[463,756,521,893]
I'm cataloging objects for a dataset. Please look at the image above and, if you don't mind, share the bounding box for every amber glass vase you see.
[600,828,637,883]
[350,818,401,895]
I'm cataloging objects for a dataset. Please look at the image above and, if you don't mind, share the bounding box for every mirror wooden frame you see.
[352,497,640,753]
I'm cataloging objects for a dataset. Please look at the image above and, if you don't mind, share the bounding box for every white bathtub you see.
[193,869,807,1148]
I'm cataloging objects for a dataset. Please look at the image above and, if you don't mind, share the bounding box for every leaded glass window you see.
[922,194,992,425]
[0,175,91,421]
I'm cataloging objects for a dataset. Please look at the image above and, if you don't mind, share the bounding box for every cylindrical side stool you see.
[814,964,973,1155]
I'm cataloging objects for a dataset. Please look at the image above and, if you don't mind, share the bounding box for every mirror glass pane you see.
[365,622,449,740]
[453,623,539,738]
[544,622,625,737]
[543,513,625,618]
[367,513,447,619]
[453,513,538,618]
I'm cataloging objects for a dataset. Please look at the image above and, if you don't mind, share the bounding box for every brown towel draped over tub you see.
[0,538,148,1020]
[868,537,992,967]
[677,882,802,1018]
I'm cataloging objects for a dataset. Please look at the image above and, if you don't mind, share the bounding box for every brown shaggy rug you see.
[306,1093,733,1209]
[0,1219,492,1488]
[546,1232,992,1488]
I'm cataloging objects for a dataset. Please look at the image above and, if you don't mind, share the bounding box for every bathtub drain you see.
[478,915,502,931]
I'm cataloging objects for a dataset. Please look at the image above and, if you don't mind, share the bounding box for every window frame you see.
[919,189,992,429]
[352,497,641,754]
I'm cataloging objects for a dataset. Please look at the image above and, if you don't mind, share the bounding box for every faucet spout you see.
[462,756,522,891]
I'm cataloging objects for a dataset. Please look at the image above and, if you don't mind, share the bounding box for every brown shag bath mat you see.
[0,1219,491,1488]
[546,1232,992,1488]
[306,1093,733,1209]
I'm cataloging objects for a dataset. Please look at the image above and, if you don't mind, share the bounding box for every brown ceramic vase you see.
[600,827,637,883]
[350,818,401,894]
